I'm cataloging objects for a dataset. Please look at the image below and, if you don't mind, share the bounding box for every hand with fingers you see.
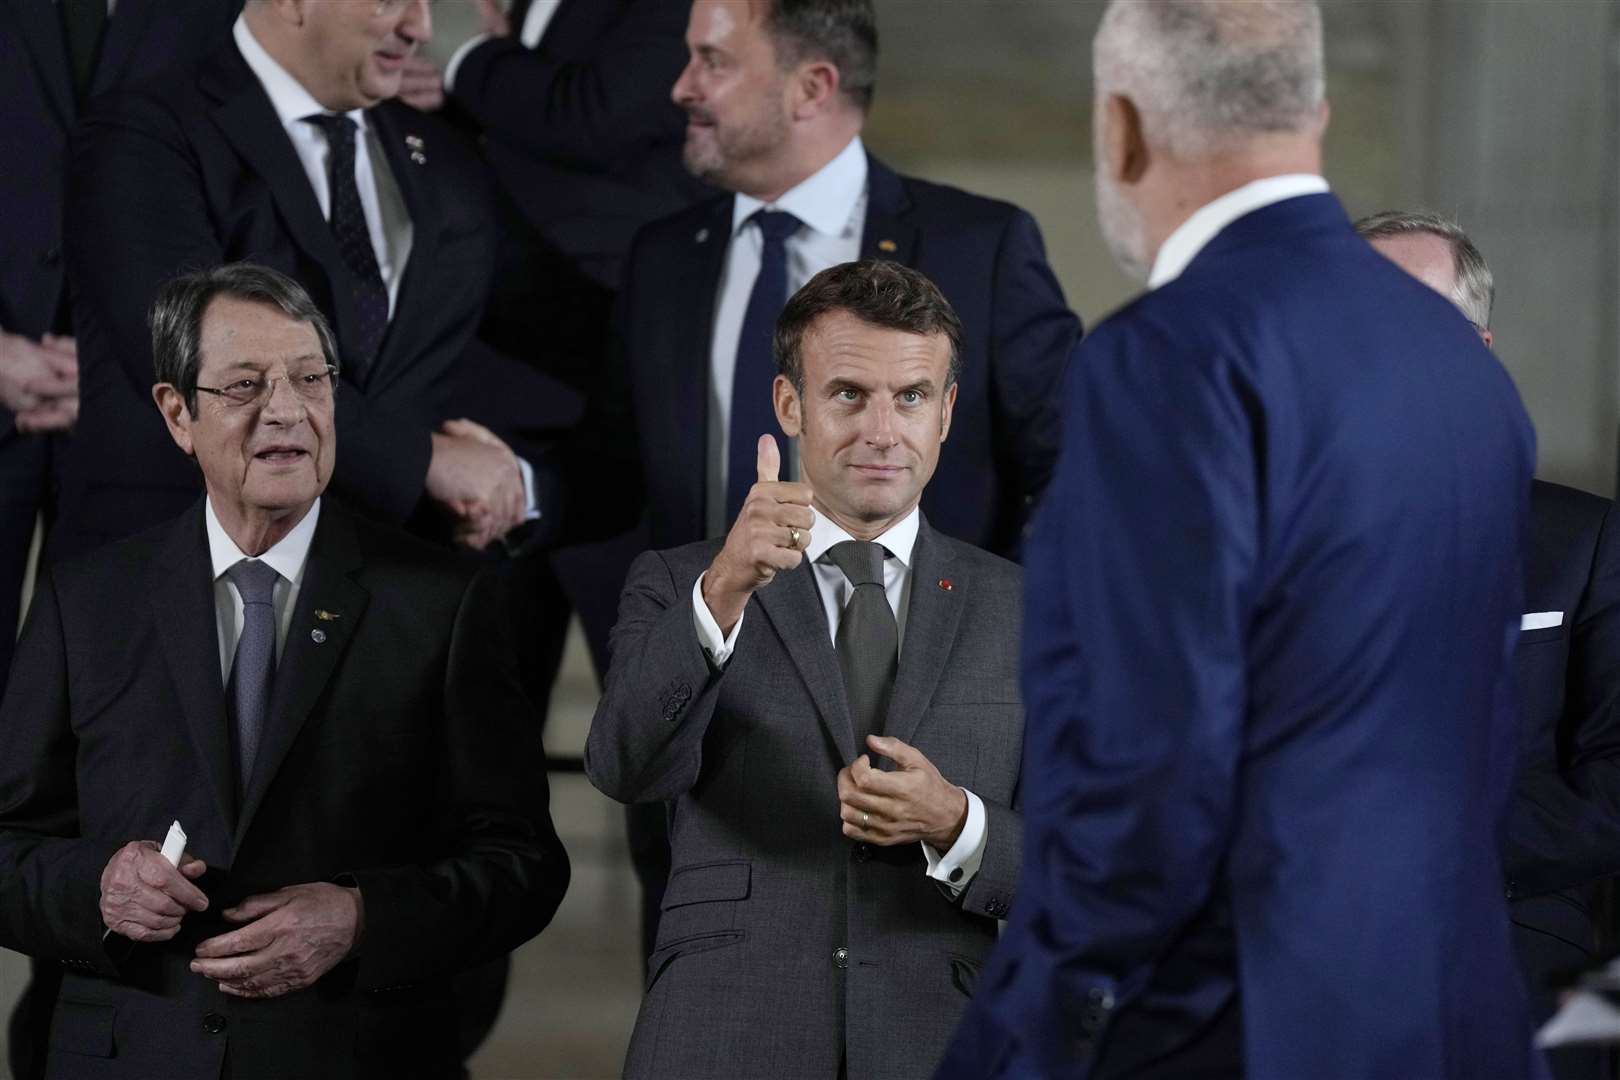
[2,329,79,432]
[397,53,445,112]
[701,434,815,635]
[426,418,527,550]
[190,883,364,999]
[837,734,969,850]
[99,840,209,942]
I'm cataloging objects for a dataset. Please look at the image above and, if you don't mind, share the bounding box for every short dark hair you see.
[149,262,340,415]
[774,259,962,393]
[1353,209,1495,329]
[766,0,878,112]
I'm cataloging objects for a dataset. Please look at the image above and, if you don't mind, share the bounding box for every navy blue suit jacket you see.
[53,39,496,561]
[939,193,1544,1079]
[554,155,1080,557]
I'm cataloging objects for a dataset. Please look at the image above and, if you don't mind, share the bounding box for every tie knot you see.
[750,209,802,244]
[226,559,280,606]
[302,112,357,148]
[826,541,886,588]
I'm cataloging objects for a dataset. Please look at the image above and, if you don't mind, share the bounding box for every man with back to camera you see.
[939,2,1545,1077]
[586,259,1025,1080]
[0,263,569,1080]
[1360,208,1620,1080]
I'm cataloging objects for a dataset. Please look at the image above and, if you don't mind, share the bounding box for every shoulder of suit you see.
[1531,478,1614,537]
[636,537,726,586]
[338,505,475,593]
[930,531,1022,591]
[888,168,1028,227]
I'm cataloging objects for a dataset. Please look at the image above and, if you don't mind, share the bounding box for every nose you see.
[400,0,432,46]
[864,401,899,449]
[259,374,306,425]
[671,54,697,109]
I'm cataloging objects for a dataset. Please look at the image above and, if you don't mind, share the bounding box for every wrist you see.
[701,561,748,629]
[344,885,365,955]
[929,787,968,850]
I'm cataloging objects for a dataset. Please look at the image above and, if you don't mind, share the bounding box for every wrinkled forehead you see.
[198,296,324,374]
[802,314,952,390]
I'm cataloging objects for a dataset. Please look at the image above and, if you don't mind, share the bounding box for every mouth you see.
[373,49,408,73]
[850,464,907,480]
[254,446,310,464]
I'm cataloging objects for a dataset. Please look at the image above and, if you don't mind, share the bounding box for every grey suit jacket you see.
[585,518,1023,1080]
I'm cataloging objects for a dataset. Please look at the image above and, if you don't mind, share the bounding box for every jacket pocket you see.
[656,860,750,950]
[48,999,116,1058]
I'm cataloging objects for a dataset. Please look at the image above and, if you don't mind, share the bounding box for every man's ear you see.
[773,374,802,437]
[939,381,958,445]
[153,384,197,458]
[1102,93,1150,185]
[789,60,840,121]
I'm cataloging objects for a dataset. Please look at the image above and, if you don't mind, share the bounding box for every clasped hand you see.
[426,418,527,550]
[1,330,78,433]
[837,735,968,851]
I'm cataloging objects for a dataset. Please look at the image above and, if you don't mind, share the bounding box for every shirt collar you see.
[1147,173,1330,289]
[205,496,321,587]
[732,135,868,239]
[805,504,920,571]
[234,14,366,135]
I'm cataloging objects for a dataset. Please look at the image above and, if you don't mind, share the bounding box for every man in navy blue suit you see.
[1361,209,1620,1080]
[570,0,1080,956]
[940,3,1544,1077]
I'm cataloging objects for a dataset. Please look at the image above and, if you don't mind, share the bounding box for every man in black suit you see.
[0,263,569,1080]
[56,0,530,565]
[1362,209,1620,1080]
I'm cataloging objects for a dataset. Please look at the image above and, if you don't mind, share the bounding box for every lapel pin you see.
[695,227,710,244]
[410,151,427,166]
[405,134,424,149]
[878,238,898,253]
[311,628,328,644]
[938,579,953,592]
[315,609,341,621]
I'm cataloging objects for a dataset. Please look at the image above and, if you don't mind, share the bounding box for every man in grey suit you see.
[586,259,1023,1080]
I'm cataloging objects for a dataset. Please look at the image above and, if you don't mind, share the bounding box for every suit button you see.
[1505,881,1518,900]
[833,946,849,969]
[202,1012,227,1035]
[41,247,61,266]
[852,842,870,863]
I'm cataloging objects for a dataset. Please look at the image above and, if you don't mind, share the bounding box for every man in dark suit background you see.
[942,2,1543,1076]
[587,260,1024,1079]
[0,263,568,1079]
[582,0,1079,954]
[56,0,531,565]
[1360,209,1620,1080]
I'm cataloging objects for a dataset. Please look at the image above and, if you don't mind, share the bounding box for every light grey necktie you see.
[826,541,897,752]
[226,559,280,793]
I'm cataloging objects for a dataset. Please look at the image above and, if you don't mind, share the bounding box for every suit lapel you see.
[677,198,732,534]
[233,506,369,851]
[756,559,858,764]
[149,503,237,834]
[90,0,156,98]
[884,522,961,748]
[365,103,438,393]
[12,0,76,129]
[860,156,919,266]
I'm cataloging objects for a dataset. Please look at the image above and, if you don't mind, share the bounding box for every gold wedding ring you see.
[861,811,870,830]
[790,527,802,549]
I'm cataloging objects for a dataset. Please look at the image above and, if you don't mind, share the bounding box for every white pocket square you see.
[1522,611,1565,631]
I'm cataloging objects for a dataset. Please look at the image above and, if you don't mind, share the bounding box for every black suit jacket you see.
[1504,479,1620,1080]
[0,499,568,1079]
[552,154,1081,556]
[54,39,497,560]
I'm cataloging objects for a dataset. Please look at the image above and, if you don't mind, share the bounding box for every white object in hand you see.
[159,820,187,867]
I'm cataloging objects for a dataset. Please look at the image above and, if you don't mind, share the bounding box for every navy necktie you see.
[303,113,388,375]
[226,559,280,796]
[826,541,897,751]
[726,209,803,526]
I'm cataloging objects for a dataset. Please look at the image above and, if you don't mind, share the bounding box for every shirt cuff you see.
[516,456,541,522]
[923,788,987,896]
[691,571,744,665]
[443,31,493,93]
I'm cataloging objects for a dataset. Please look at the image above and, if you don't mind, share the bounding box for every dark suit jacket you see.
[550,154,1080,559]
[53,38,497,560]
[586,519,1023,1079]
[1505,479,1620,1080]
[0,499,568,1079]
[0,0,238,693]
[940,194,1545,1079]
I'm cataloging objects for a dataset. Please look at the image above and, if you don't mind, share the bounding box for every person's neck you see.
[816,498,913,544]
[214,499,312,557]
[1143,137,1323,266]
[740,121,860,205]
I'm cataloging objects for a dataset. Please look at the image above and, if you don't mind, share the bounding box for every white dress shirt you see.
[206,498,320,683]
[443,0,563,89]
[690,505,989,893]
[234,16,413,316]
[705,136,869,538]
[1147,173,1331,289]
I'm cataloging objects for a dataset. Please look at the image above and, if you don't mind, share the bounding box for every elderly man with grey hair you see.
[940,2,1545,1077]
[0,263,569,1080]
[1362,209,1620,1080]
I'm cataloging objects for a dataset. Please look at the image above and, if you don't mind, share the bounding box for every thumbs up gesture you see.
[701,435,815,635]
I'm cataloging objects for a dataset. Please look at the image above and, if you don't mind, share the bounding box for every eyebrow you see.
[216,353,327,373]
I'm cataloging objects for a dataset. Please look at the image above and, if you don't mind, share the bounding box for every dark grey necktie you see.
[826,541,897,752]
[302,112,389,376]
[226,559,280,793]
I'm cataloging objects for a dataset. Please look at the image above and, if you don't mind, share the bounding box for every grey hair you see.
[1354,209,1495,329]
[149,262,340,415]
[1095,0,1325,159]
[766,0,878,112]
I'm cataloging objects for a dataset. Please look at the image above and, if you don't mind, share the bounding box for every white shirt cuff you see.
[923,788,987,895]
[691,571,744,664]
[516,456,540,522]
[443,31,493,93]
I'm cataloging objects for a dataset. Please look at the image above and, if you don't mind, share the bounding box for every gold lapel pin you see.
[878,238,898,253]
[315,609,341,621]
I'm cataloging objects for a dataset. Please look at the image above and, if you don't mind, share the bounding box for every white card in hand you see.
[159,820,187,867]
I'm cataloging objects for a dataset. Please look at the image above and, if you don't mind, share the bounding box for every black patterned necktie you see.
[60,0,107,105]
[302,113,389,375]
[726,209,803,526]
[826,541,897,752]
[226,559,280,796]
